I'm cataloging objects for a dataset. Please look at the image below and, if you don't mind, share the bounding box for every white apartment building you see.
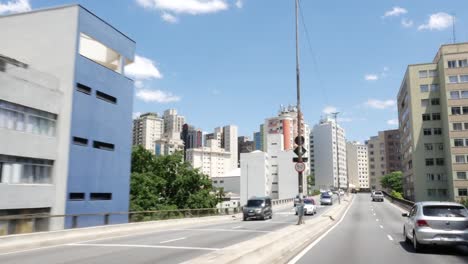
[186,139,231,178]
[132,112,164,153]
[163,109,185,140]
[310,117,348,190]
[346,141,369,189]
[212,168,240,195]
[204,125,238,170]
[240,151,270,205]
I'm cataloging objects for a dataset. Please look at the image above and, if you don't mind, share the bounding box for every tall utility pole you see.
[332,112,341,204]
[295,0,305,225]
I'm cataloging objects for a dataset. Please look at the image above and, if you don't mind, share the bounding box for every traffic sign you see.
[294,136,305,146]
[295,162,306,172]
[293,157,308,163]
[293,146,307,157]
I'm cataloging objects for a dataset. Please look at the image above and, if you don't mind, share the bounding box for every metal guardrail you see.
[0,198,295,236]
[382,191,414,211]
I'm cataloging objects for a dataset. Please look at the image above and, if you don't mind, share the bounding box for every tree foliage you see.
[130,146,219,211]
[380,171,403,193]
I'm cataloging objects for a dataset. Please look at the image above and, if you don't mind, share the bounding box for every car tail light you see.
[417,220,429,227]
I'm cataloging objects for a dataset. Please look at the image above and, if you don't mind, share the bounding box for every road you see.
[291,193,468,264]
[0,198,336,264]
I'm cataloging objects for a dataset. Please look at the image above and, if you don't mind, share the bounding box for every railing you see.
[382,191,414,211]
[0,198,295,236]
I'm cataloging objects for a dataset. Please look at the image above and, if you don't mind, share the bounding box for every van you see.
[243,196,272,221]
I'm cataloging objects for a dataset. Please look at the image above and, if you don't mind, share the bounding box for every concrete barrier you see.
[185,195,354,264]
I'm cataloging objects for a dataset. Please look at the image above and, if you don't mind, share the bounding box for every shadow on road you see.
[398,241,468,258]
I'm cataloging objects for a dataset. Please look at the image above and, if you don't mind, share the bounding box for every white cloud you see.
[136,0,228,15]
[125,55,163,81]
[365,74,379,81]
[0,0,30,14]
[365,99,396,109]
[161,12,178,23]
[235,0,243,8]
[383,6,407,18]
[401,18,414,28]
[387,119,399,126]
[136,89,181,103]
[418,12,453,31]
[322,106,337,115]
[133,112,142,119]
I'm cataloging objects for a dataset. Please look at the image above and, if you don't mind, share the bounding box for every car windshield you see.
[422,206,468,217]
[321,195,331,199]
[247,200,264,207]
[304,199,314,204]
[374,192,383,195]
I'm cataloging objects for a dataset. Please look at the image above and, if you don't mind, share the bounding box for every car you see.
[243,196,273,221]
[320,193,333,205]
[402,202,468,251]
[351,189,358,194]
[338,189,345,196]
[295,198,317,215]
[372,191,384,202]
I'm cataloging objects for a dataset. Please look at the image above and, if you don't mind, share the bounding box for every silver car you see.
[402,202,468,251]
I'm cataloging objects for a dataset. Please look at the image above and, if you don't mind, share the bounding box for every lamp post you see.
[332,112,341,204]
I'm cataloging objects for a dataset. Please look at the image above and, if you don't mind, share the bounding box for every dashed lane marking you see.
[160,237,186,244]
[66,243,220,251]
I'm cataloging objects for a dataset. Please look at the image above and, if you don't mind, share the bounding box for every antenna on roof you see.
[452,13,457,44]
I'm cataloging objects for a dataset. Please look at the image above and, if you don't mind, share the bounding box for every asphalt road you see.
[0,198,337,264]
[291,193,468,264]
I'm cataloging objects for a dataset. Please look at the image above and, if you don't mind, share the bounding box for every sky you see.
[2,0,468,143]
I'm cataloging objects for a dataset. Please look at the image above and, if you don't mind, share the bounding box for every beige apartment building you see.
[132,112,164,153]
[398,43,468,202]
[346,142,369,190]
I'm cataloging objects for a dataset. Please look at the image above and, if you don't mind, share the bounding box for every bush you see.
[311,190,321,196]
[459,198,468,208]
[391,190,404,199]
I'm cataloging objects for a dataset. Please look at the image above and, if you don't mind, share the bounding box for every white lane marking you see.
[288,197,355,264]
[67,243,220,251]
[232,226,243,229]
[373,213,376,216]
[159,237,186,244]
[376,219,379,222]
[265,219,272,223]
[177,228,271,233]
[276,212,295,215]
[387,235,394,241]
[379,225,384,229]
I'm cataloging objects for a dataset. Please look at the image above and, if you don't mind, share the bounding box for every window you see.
[93,141,115,151]
[422,114,431,121]
[73,137,88,146]
[430,84,440,91]
[79,33,126,73]
[450,91,460,99]
[452,107,461,115]
[425,159,434,166]
[455,155,466,163]
[426,174,434,181]
[432,113,441,120]
[0,100,57,137]
[463,106,468,115]
[454,139,464,147]
[0,155,53,184]
[96,91,117,104]
[69,193,85,201]
[448,60,457,68]
[429,70,438,77]
[427,189,436,197]
[431,98,440,105]
[459,59,468,67]
[419,84,429,92]
[421,99,429,107]
[213,180,217,183]
[76,83,92,95]
[459,189,468,196]
[423,128,432,135]
[436,158,444,166]
[220,180,224,183]
[433,128,442,135]
[456,172,467,180]
[465,123,468,130]
[449,76,459,83]
[90,193,112,200]
[460,75,468,83]
[419,70,428,78]
[453,123,463,131]
[424,143,433,151]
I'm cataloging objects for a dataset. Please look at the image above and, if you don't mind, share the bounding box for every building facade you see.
[238,136,255,167]
[163,109,185,139]
[240,151,270,205]
[0,5,135,232]
[186,139,231,178]
[398,43,468,202]
[346,141,369,190]
[132,112,164,153]
[181,124,202,160]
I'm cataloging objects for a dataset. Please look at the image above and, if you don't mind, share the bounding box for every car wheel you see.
[413,232,423,252]
[403,227,410,244]
[243,216,248,221]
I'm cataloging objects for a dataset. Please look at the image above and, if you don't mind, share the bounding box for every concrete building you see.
[222,125,239,170]
[240,151,270,205]
[398,43,468,202]
[212,168,240,195]
[181,124,202,160]
[155,137,184,156]
[310,117,347,190]
[0,5,135,233]
[238,136,255,166]
[346,142,369,190]
[186,139,231,178]
[132,112,164,153]
[253,124,265,151]
[163,109,185,140]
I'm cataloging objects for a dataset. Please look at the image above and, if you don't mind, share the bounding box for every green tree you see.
[380,171,403,193]
[129,146,218,212]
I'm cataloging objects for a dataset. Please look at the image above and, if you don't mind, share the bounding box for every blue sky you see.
[2,0,468,142]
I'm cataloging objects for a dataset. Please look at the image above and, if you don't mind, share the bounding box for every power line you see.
[297,0,329,105]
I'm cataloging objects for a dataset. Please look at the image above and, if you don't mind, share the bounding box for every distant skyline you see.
[2,0,468,142]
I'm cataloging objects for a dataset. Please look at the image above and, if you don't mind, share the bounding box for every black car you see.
[243,196,272,221]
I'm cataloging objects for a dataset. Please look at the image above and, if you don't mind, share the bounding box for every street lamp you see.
[332,112,341,205]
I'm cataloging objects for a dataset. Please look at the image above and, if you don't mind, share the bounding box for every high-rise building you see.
[163,109,185,140]
[132,112,164,153]
[186,139,231,178]
[253,124,265,151]
[181,124,202,160]
[0,5,135,233]
[366,130,401,191]
[346,142,369,190]
[222,125,238,170]
[238,136,255,166]
[398,43,468,202]
[310,117,347,190]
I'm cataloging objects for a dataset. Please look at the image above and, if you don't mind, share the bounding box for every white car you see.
[338,189,345,196]
[295,198,317,215]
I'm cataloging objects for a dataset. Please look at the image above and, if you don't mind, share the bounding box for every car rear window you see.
[374,192,383,195]
[247,200,263,207]
[321,195,331,198]
[422,205,468,217]
[304,199,314,204]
